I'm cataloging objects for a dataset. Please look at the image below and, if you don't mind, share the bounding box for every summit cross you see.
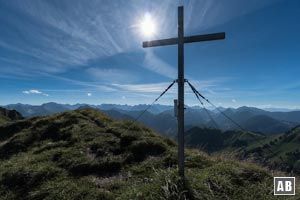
[142,6,225,178]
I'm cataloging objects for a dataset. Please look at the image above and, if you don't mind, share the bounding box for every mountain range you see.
[3,102,173,117]
[3,102,300,135]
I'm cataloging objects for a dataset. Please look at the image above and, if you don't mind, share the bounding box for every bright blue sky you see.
[0,0,300,109]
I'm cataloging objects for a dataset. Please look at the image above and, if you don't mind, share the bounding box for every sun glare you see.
[140,13,156,37]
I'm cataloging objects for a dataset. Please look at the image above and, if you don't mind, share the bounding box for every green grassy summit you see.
[0,108,297,199]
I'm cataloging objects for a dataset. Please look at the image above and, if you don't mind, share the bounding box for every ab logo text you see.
[274,177,295,195]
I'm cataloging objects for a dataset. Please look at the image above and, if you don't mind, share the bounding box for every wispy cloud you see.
[185,0,283,33]
[86,68,138,83]
[22,89,49,96]
[0,0,180,80]
[22,89,41,94]
[143,50,177,79]
[112,82,177,93]
[113,77,230,97]
[39,72,116,92]
[186,77,232,95]
[0,0,137,75]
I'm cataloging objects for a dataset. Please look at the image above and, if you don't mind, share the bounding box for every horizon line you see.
[2,102,300,111]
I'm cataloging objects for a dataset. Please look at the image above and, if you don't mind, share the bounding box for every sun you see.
[140,13,156,37]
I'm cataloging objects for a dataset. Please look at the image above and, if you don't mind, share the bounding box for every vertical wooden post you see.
[177,6,185,178]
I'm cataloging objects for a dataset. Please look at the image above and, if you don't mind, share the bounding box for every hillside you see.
[185,126,300,175]
[242,115,294,134]
[185,127,266,153]
[0,107,23,125]
[240,126,300,173]
[0,108,292,199]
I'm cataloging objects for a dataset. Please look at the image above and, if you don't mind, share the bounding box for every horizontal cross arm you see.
[143,38,178,48]
[143,32,225,48]
[184,32,225,43]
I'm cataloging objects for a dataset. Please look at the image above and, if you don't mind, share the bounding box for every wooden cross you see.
[143,6,225,178]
